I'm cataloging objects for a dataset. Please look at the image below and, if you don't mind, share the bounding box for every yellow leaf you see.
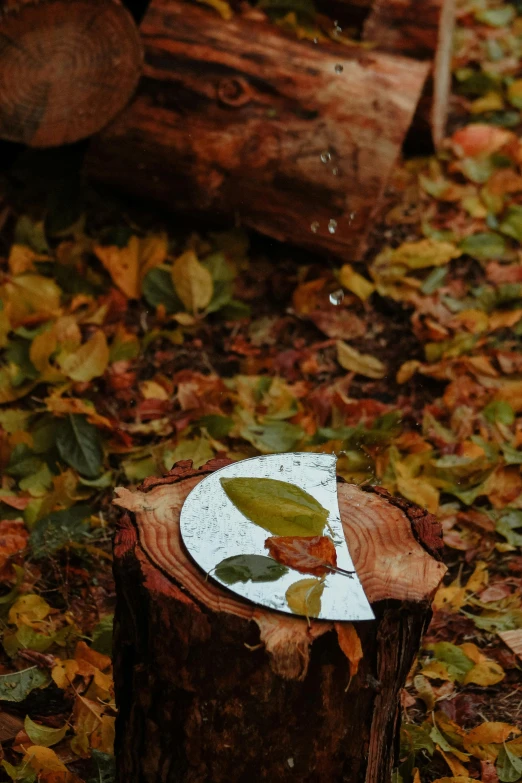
[140,380,169,400]
[470,91,504,114]
[285,578,324,621]
[195,0,233,18]
[0,368,35,404]
[495,379,522,412]
[336,622,363,677]
[465,722,519,746]
[458,643,484,665]
[3,275,62,326]
[397,474,439,513]
[24,715,68,747]
[508,79,522,108]
[8,244,41,274]
[391,239,461,270]
[94,237,140,299]
[433,583,467,613]
[413,673,435,710]
[421,661,452,681]
[52,659,79,689]
[59,331,110,382]
[171,250,213,313]
[463,661,505,686]
[0,307,10,349]
[437,747,470,776]
[9,594,52,628]
[44,395,112,428]
[339,264,375,301]
[465,561,488,593]
[95,234,168,299]
[336,341,386,379]
[23,745,67,773]
[397,360,422,384]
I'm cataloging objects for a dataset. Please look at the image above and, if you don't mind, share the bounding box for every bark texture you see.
[0,0,143,147]
[113,458,446,783]
[363,0,456,145]
[85,0,428,261]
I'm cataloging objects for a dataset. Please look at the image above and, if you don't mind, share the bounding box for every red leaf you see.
[264,535,337,576]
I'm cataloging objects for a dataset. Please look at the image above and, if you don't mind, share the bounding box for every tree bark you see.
[0,0,143,148]
[362,0,456,146]
[85,0,428,261]
[112,458,446,783]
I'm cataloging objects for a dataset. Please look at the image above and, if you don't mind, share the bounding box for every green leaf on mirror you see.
[214,554,288,584]
[220,477,329,536]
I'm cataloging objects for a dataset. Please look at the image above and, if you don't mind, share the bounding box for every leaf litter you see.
[0,1,522,780]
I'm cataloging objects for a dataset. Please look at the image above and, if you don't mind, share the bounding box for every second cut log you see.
[85,0,429,261]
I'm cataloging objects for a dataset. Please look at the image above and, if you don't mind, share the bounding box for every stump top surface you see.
[179,453,374,622]
[0,0,143,146]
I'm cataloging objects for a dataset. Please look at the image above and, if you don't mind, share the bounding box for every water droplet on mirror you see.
[335,64,343,73]
[329,289,344,306]
[320,150,331,164]
[328,218,337,234]
[310,221,319,233]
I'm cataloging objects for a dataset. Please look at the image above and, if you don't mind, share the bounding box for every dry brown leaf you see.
[336,622,363,678]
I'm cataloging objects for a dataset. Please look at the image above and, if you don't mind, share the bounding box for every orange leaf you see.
[336,622,363,678]
[264,535,337,576]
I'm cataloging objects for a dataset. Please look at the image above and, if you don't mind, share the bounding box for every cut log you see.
[113,458,446,782]
[0,0,143,147]
[362,0,456,146]
[85,0,429,261]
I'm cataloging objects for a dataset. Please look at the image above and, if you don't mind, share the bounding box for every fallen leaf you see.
[220,477,329,537]
[285,577,324,621]
[336,622,363,677]
[171,250,213,313]
[9,594,51,628]
[336,341,387,379]
[58,330,110,382]
[213,554,288,584]
[264,535,337,576]
[24,716,67,748]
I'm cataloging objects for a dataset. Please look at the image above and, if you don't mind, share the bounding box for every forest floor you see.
[1,1,522,782]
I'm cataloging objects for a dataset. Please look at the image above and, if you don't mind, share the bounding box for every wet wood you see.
[0,0,143,147]
[85,0,428,261]
[363,0,456,145]
[113,458,446,782]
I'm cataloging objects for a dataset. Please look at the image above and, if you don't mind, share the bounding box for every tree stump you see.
[113,458,447,783]
[85,0,429,261]
[0,0,143,147]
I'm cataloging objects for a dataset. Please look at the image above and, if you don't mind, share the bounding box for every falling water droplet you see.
[348,211,356,224]
[335,64,343,74]
[329,289,344,306]
[333,21,342,36]
[320,150,332,164]
[332,167,339,176]
[310,221,319,233]
[328,218,337,234]
[313,37,318,44]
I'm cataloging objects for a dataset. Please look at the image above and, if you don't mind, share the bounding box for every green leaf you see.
[220,477,329,536]
[91,614,114,656]
[164,437,214,470]
[199,414,234,439]
[502,444,522,465]
[500,206,522,242]
[56,414,103,478]
[4,625,61,657]
[483,401,515,425]
[142,268,183,314]
[497,745,522,783]
[460,232,506,260]
[24,715,67,747]
[286,577,324,619]
[495,510,522,547]
[14,216,49,254]
[1,758,36,782]
[431,642,474,682]
[421,267,447,295]
[0,666,50,702]
[400,723,435,757]
[4,339,39,386]
[476,6,516,26]
[214,554,288,585]
[30,505,92,558]
[88,750,116,783]
[239,420,304,453]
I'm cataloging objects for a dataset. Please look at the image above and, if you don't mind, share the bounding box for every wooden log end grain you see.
[0,0,143,147]
[112,458,447,783]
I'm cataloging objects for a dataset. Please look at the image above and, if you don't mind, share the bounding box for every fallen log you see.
[113,458,446,782]
[362,0,456,146]
[85,0,428,261]
[0,0,143,147]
